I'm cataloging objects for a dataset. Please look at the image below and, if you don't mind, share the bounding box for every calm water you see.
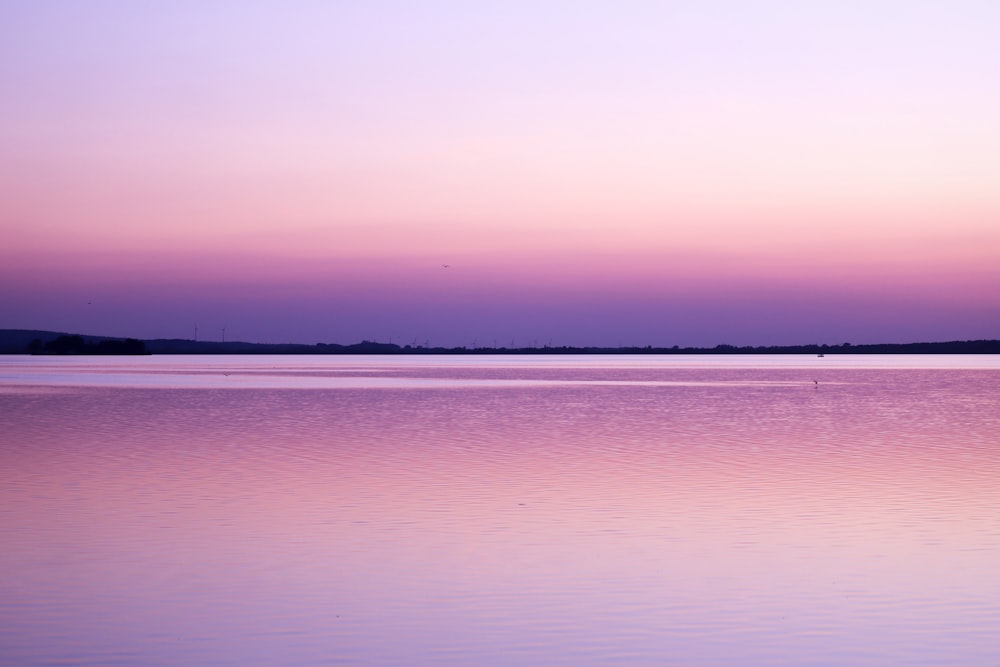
[2,355,999,666]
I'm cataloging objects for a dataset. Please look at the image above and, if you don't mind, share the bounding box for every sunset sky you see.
[2,1,998,347]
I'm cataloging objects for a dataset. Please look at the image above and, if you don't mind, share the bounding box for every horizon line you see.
[4,329,999,355]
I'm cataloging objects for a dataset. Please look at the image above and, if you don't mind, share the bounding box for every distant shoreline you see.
[2,329,998,355]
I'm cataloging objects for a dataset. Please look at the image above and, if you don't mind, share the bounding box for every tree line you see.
[27,335,148,355]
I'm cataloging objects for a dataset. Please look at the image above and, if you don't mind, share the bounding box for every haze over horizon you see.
[3,2,999,348]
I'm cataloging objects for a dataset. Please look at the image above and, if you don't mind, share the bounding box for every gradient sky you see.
[2,1,998,347]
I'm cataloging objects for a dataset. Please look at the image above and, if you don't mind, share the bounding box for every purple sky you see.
[2,2,999,346]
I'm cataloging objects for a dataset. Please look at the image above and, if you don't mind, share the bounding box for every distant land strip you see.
[2,329,999,355]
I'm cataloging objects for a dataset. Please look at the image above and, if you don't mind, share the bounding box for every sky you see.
[2,1,998,347]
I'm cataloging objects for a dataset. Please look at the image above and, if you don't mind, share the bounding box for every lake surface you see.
[2,355,999,666]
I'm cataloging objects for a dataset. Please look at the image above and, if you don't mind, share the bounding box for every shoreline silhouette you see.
[2,329,998,356]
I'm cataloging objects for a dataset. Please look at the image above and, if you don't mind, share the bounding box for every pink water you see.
[2,355,999,665]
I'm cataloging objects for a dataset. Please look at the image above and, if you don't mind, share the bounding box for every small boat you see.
[817,353,825,357]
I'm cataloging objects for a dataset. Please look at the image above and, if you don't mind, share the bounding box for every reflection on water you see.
[2,355,999,666]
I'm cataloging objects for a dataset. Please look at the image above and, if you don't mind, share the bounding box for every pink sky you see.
[2,1,998,346]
